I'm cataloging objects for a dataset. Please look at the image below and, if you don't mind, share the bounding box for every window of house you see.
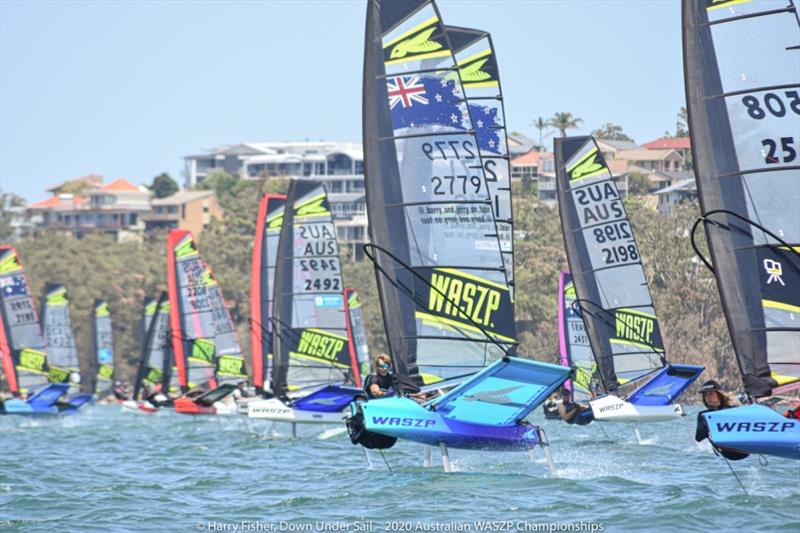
[130,214,137,225]
[330,181,343,193]
[354,161,364,175]
[168,206,177,214]
[182,205,186,218]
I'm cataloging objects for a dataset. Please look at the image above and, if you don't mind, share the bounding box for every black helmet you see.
[699,380,722,394]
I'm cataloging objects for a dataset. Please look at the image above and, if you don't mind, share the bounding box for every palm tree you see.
[549,112,583,137]
[531,116,550,151]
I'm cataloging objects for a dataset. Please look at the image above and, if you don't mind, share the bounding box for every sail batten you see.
[683,0,800,397]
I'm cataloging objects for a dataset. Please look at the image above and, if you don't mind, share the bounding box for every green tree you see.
[676,106,689,137]
[530,117,550,151]
[627,172,651,195]
[549,112,583,137]
[148,172,178,198]
[591,123,633,142]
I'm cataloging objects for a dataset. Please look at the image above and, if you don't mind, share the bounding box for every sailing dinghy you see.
[555,136,704,424]
[0,246,76,415]
[123,293,172,414]
[347,0,569,467]
[91,299,115,397]
[246,181,364,429]
[683,0,800,460]
[166,229,238,416]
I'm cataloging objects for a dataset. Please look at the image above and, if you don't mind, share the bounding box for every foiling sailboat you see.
[246,181,365,431]
[684,0,800,460]
[347,0,569,470]
[554,136,704,424]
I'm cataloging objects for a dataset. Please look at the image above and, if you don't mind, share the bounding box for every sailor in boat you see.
[543,391,562,420]
[556,387,594,425]
[694,380,749,460]
[233,380,251,399]
[363,354,394,399]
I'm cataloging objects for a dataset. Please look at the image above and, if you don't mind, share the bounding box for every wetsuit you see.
[695,410,749,461]
[561,400,594,426]
[363,372,393,399]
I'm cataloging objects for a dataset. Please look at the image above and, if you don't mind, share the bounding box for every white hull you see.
[211,401,239,416]
[590,395,683,422]
[246,398,345,424]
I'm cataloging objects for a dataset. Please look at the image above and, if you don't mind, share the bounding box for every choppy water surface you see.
[1,406,798,532]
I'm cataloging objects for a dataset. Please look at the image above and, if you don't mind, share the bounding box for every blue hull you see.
[3,399,59,415]
[1,384,92,416]
[360,397,542,451]
[704,405,800,461]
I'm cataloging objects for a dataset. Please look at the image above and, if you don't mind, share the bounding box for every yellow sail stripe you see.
[434,268,509,291]
[304,328,348,341]
[770,372,800,386]
[415,311,516,343]
[463,80,499,89]
[618,308,658,320]
[610,338,665,352]
[383,16,439,48]
[385,49,451,66]
[289,352,349,369]
[763,299,800,314]
[707,0,751,11]
[457,48,492,67]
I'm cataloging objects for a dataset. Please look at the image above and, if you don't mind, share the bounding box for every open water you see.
[1,405,798,532]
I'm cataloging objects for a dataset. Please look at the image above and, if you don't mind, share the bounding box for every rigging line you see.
[571,298,667,361]
[690,209,800,274]
[364,243,515,360]
[570,298,666,392]
[267,316,351,382]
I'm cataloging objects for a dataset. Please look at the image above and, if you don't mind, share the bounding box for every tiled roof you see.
[29,195,88,209]
[511,151,552,166]
[642,137,691,150]
[100,178,140,192]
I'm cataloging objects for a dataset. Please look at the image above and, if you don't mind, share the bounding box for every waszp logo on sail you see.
[615,309,655,346]
[428,271,501,327]
[296,330,345,361]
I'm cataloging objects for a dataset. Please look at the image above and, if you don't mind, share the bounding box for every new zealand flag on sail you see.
[469,103,502,155]
[387,75,468,130]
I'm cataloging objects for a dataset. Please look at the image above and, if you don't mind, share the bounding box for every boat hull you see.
[591,395,683,422]
[357,397,543,451]
[246,398,345,423]
[704,404,800,460]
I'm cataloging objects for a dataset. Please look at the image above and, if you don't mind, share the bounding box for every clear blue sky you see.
[1,0,685,202]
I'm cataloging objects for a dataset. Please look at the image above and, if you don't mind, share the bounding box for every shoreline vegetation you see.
[1,175,734,399]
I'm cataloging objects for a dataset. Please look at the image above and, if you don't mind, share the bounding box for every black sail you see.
[683,0,800,397]
[555,136,666,392]
[363,0,515,387]
[271,180,352,395]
